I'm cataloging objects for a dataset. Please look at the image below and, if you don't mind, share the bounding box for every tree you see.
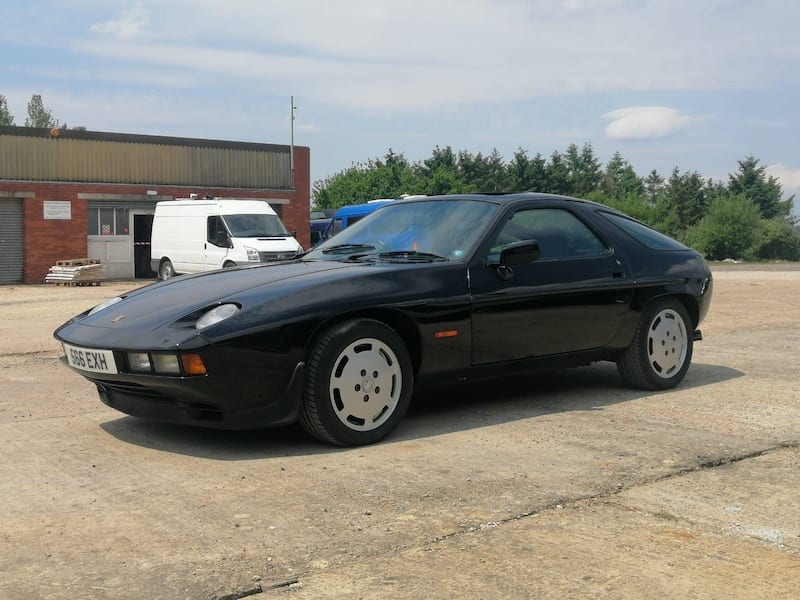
[481,148,508,192]
[692,195,761,260]
[0,95,14,126]
[310,146,800,261]
[656,168,709,236]
[565,142,602,196]
[25,94,60,128]
[602,152,644,198]
[416,166,473,195]
[644,169,664,204]
[545,150,570,195]
[749,218,800,260]
[312,150,419,208]
[728,156,793,220]
[420,145,457,177]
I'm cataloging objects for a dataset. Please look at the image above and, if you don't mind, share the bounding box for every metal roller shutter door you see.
[0,199,24,284]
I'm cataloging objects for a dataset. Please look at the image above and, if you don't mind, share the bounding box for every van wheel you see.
[159,260,175,281]
[223,261,236,268]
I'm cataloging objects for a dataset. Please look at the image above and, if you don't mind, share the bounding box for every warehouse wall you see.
[0,145,310,284]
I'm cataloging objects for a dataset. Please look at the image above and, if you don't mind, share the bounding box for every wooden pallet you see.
[45,262,104,286]
[55,258,101,267]
[45,280,103,286]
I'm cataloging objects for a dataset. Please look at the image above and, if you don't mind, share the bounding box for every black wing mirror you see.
[495,240,540,280]
[501,240,540,266]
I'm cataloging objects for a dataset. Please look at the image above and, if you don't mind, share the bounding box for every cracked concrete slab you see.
[1,269,799,599]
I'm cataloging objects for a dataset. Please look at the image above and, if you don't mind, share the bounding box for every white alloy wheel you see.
[616,298,694,390]
[646,307,688,378]
[328,337,402,431]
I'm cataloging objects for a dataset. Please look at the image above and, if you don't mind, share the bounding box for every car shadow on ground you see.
[99,361,743,460]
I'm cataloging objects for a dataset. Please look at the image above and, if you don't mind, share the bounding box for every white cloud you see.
[5,0,799,186]
[65,0,796,113]
[90,2,150,41]
[603,107,694,140]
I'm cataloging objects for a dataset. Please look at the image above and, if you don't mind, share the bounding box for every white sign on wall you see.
[43,201,72,220]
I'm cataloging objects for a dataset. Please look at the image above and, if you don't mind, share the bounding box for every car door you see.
[469,205,633,365]
[204,215,232,269]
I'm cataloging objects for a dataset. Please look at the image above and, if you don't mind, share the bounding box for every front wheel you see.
[159,259,175,281]
[299,319,413,446]
[617,299,693,390]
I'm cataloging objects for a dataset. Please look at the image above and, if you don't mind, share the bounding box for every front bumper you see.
[56,337,306,429]
[80,360,305,429]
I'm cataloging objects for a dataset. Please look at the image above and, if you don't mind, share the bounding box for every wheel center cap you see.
[362,377,375,393]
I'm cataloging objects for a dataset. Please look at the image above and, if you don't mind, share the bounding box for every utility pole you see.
[290,95,296,188]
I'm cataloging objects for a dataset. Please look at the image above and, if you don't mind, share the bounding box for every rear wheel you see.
[299,319,413,446]
[159,259,175,281]
[617,299,693,390]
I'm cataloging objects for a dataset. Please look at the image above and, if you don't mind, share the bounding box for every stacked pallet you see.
[45,258,104,286]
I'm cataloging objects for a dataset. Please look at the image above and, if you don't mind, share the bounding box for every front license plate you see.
[63,343,118,374]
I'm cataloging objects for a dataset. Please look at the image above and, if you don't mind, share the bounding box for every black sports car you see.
[55,193,713,446]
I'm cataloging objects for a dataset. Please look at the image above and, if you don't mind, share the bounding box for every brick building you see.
[0,127,310,284]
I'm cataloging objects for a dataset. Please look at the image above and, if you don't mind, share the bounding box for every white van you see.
[150,197,303,280]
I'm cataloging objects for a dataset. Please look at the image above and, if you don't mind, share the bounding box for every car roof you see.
[328,193,618,218]
[392,192,609,210]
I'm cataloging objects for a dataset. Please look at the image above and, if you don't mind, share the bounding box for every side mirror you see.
[216,231,232,248]
[495,240,540,281]
[500,240,540,266]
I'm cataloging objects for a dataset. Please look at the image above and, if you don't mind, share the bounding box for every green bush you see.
[693,195,761,260]
[748,219,800,260]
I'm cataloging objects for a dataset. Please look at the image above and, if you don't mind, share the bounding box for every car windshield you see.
[304,199,499,262]
[223,213,291,237]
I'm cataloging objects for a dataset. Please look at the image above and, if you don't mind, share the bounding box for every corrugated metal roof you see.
[0,127,295,189]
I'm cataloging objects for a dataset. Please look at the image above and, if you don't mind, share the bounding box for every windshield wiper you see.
[376,251,449,262]
[321,243,377,255]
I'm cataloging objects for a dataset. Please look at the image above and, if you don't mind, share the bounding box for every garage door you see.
[0,199,24,284]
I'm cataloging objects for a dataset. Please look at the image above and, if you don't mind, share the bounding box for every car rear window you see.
[599,211,689,250]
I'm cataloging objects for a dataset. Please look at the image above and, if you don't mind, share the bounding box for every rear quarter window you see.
[600,211,689,250]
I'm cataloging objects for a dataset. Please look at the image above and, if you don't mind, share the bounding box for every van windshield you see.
[223,214,290,237]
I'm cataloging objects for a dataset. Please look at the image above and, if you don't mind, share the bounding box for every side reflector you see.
[434,330,458,339]
[181,353,207,375]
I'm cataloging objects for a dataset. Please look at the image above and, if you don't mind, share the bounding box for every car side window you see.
[488,208,608,261]
[207,216,229,247]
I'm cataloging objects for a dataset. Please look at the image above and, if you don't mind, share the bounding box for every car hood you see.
[54,261,355,347]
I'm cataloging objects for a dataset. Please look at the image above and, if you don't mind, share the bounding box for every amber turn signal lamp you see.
[434,330,458,339]
[181,353,207,375]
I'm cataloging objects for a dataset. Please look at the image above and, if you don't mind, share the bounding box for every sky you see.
[2,0,799,210]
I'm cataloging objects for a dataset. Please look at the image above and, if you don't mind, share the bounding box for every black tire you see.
[617,298,693,390]
[223,261,236,268]
[299,319,413,446]
[159,259,175,281]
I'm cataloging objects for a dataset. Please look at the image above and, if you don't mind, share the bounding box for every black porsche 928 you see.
[55,193,713,446]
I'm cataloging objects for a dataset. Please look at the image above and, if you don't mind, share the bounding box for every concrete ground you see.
[0,267,798,599]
